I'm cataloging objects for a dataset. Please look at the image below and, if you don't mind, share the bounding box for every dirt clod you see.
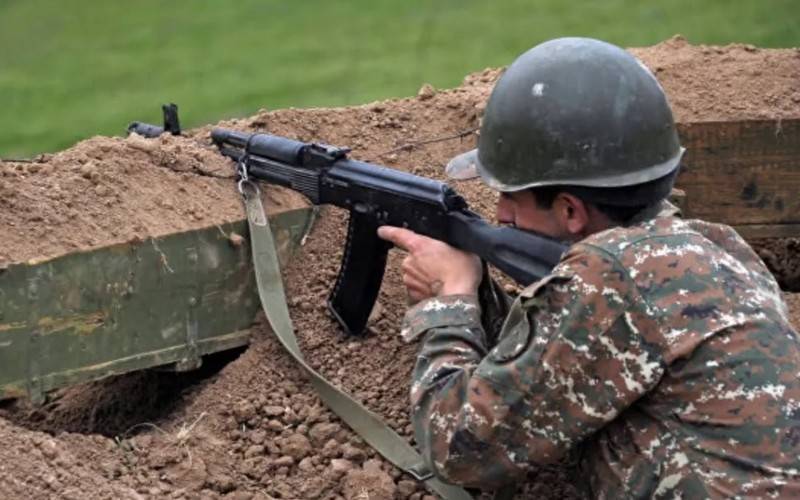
[417,83,437,101]
[342,460,397,500]
[281,433,313,460]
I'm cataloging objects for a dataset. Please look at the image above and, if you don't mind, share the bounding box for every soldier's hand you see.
[377,226,482,304]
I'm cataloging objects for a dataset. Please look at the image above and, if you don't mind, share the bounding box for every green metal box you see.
[0,208,313,402]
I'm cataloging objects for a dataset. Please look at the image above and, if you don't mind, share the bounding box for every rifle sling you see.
[243,190,473,500]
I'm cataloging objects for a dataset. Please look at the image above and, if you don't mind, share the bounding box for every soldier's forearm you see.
[409,320,527,488]
[402,293,529,487]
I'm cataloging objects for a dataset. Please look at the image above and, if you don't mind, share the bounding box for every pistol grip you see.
[328,210,392,335]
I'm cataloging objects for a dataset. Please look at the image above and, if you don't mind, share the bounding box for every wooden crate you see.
[676,119,800,239]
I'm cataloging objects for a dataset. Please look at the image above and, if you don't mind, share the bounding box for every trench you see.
[753,237,800,292]
[0,346,247,438]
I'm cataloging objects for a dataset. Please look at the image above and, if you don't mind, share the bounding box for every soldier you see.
[378,38,800,498]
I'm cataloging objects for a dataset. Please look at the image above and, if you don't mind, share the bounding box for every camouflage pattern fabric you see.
[403,206,800,498]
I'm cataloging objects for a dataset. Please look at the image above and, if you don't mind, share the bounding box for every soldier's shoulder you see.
[574,215,777,293]
[579,215,756,261]
[577,215,701,258]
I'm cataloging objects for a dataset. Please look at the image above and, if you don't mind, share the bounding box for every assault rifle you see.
[212,128,567,336]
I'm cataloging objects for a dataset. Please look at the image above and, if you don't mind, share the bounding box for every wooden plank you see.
[675,119,800,231]
[0,208,313,402]
[733,224,800,241]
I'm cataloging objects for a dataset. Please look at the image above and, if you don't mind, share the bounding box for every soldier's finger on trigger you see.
[394,228,422,253]
[392,228,420,253]
[377,226,404,248]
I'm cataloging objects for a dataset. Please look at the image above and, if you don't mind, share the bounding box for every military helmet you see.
[447,37,684,202]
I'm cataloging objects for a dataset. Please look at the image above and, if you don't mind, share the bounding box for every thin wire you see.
[376,126,478,157]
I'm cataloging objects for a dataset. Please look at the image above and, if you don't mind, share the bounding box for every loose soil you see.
[630,36,800,123]
[0,133,307,266]
[1,38,799,500]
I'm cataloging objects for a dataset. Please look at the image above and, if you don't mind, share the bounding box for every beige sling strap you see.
[242,185,473,500]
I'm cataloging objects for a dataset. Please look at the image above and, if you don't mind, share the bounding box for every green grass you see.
[1,0,798,157]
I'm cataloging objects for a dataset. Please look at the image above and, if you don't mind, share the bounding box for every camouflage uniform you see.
[403,204,800,498]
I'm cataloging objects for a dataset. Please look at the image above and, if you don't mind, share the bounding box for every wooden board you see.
[676,119,800,238]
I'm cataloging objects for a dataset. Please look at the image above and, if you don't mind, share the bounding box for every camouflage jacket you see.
[403,205,800,498]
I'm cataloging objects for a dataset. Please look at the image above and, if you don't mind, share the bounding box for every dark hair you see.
[529,185,647,224]
[527,169,679,224]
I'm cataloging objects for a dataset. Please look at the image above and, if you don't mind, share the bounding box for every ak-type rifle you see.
[212,128,567,336]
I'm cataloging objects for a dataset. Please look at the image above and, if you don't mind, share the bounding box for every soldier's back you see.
[579,215,800,498]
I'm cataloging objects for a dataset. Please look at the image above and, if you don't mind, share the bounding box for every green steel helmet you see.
[447,37,684,200]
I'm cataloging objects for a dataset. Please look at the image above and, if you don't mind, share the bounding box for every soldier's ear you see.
[554,193,589,236]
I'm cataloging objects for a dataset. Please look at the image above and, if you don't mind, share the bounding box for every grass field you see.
[1,0,798,157]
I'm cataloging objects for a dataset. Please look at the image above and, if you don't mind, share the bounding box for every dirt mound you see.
[631,36,800,122]
[0,417,140,500]
[463,36,800,123]
[0,133,307,267]
[2,39,800,500]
